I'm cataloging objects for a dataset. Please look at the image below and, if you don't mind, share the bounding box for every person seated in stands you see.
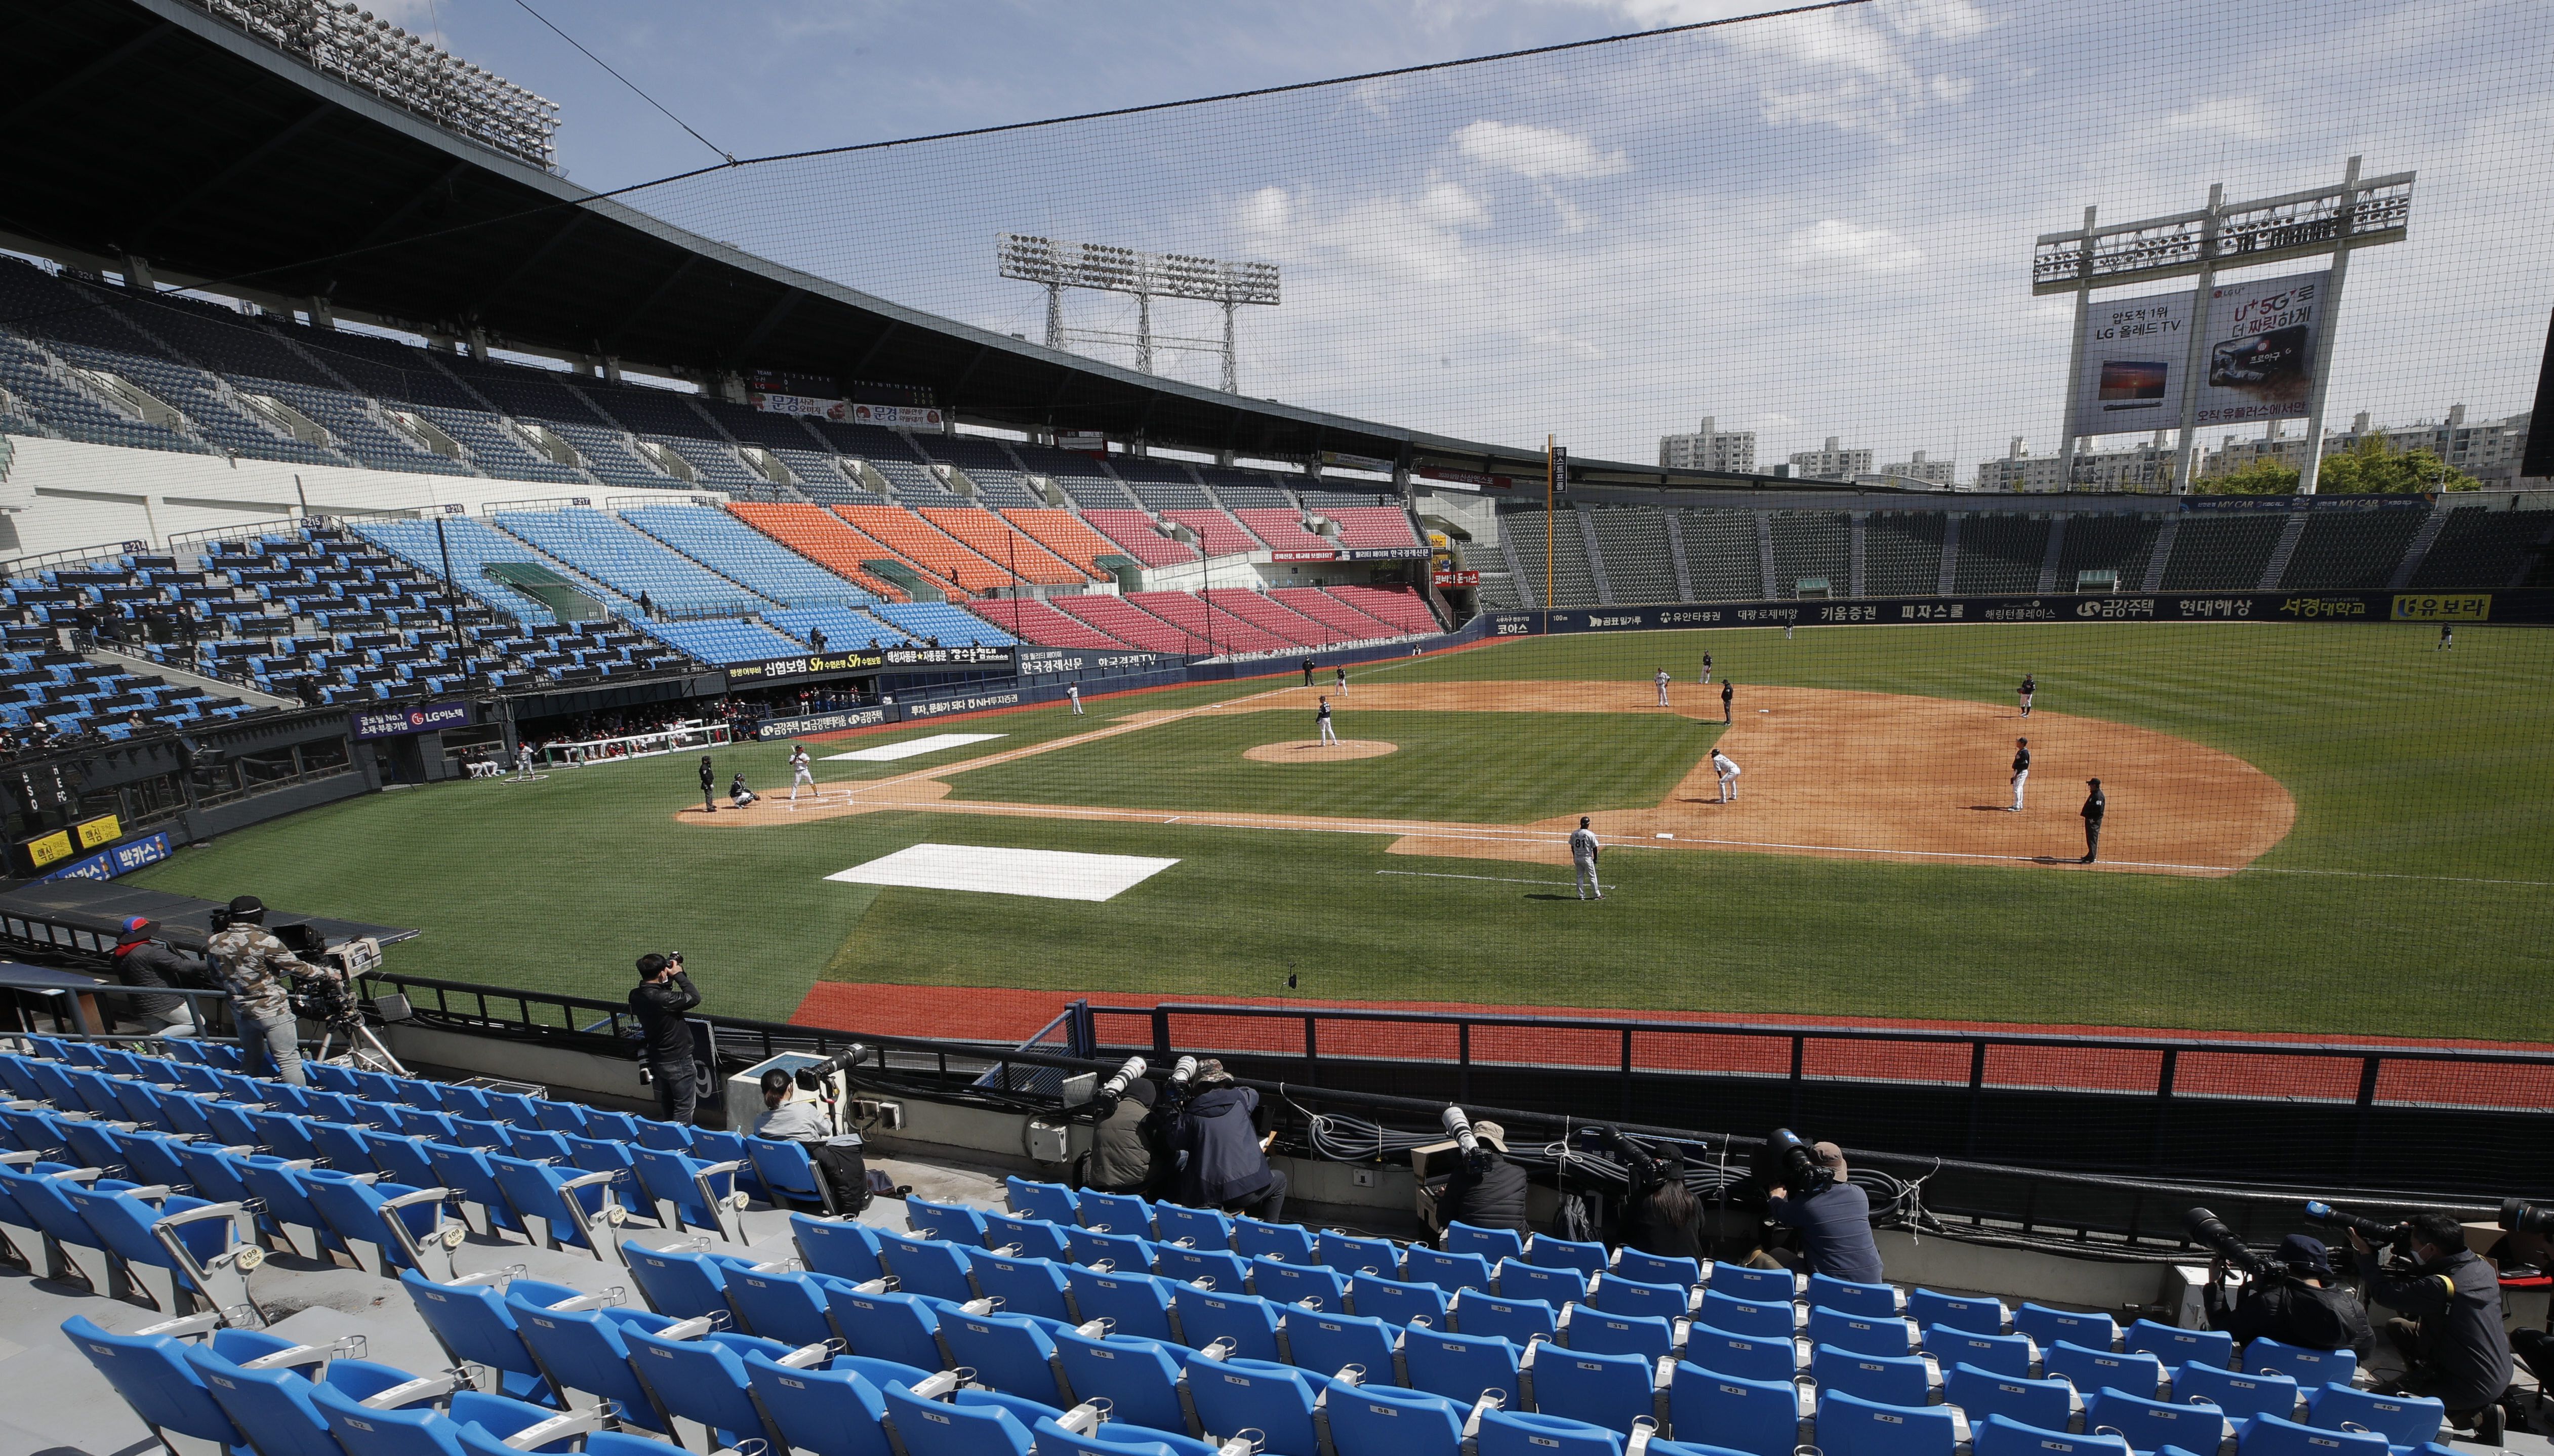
[1617,1143,1707,1261]
[728,771,758,808]
[1764,1140,1884,1283]
[1437,1119,1534,1237]
[1079,1074,1159,1197]
[750,1068,870,1213]
[1169,1060,1286,1222]
[2204,1233,2373,1357]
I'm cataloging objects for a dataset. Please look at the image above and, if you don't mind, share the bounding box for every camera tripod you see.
[312,1015,409,1076]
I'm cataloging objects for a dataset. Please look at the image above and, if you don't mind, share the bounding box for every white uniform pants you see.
[2010,769,2028,810]
[1719,771,1738,803]
[1070,694,1083,714]
[792,769,816,800]
[1319,718,1337,744]
[1656,682,1671,706]
[1575,857,1601,898]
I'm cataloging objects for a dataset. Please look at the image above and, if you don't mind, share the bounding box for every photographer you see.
[629,953,703,1125]
[1080,1075,1159,1197]
[2353,1213,2514,1437]
[1617,1141,1706,1260]
[206,895,340,1087]
[1765,1139,1884,1283]
[110,916,209,1037]
[1169,1060,1286,1222]
[749,1068,869,1214]
[2203,1233,2373,1357]
[1438,1120,1532,1238]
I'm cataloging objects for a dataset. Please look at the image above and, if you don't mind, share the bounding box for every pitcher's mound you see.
[1245,738,1397,762]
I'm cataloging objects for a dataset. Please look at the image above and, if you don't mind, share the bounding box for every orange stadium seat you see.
[1081,510,1200,568]
[1000,509,1138,578]
[1233,509,1333,552]
[726,502,909,601]
[919,507,1092,586]
[833,504,1019,595]
[1161,509,1264,557]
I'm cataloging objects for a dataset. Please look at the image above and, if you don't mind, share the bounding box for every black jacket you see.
[2360,1246,2514,1411]
[1171,1086,1273,1207]
[629,972,701,1065]
[2082,786,2106,821]
[112,940,208,1016]
[2205,1274,2374,1356]
[1439,1153,1531,1236]
[1618,1186,1705,1261]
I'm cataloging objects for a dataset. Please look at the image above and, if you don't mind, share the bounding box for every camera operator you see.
[629,953,703,1125]
[2352,1213,2514,1438]
[1080,1075,1159,1197]
[110,916,209,1037]
[1169,1059,1286,1221]
[2203,1233,2373,1357]
[1617,1140,1706,1261]
[749,1068,869,1214]
[207,895,340,1087]
[1765,1140,1885,1283]
[1438,1120,1533,1238]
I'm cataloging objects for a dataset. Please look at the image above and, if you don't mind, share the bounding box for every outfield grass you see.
[126,621,2554,1038]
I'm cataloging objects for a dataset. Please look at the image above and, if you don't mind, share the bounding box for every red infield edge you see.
[791,982,2554,1110]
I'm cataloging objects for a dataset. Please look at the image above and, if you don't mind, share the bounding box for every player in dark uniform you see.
[1721,679,1735,724]
[2018,673,2037,717]
[1302,656,1316,685]
[2437,624,2454,651]
[2080,777,2104,862]
[2009,737,2030,811]
[1699,651,1714,684]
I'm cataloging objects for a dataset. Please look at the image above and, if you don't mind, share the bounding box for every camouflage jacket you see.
[206,924,321,1022]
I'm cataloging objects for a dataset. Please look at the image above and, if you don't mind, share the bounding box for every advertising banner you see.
[1271,549,1336,563]
[724,647,888,686]
[1489,590,2553,635]
[1322,450,1395,475]
[1434,569,1482,587]
[882,644,1015,670]
[1057,431,1107,452]
[73,813,122,850]
[18,827,74,871]
[849,403,946,430]
[1419,467,1519,493]
[757,705,895,737]
[747,391,847,420]
[41,830,173,884]
[2194,270,2327,428]
[351,701,472,740]
[2070,287,2191,439]
[1018,649,1170,676]
[1342,547,1431,562]
[904,689,1025,719]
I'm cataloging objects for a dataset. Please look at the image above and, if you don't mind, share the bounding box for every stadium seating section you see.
[4,1030,2453,1456]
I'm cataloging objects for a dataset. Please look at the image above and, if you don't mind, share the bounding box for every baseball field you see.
[124,620,2554,1044]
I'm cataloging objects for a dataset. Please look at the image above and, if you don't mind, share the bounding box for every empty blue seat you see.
[1818,1388,1961,1456]
[625,1325,794,1449]
[485,1154,618,1258]
[1973,1415,2132,1456]
[1052,1324,1193,1434]
[2174,1362,2301,1422]
[1035,1415,1221,1456]
[354,1131,442,1191]
[2237,1411,2391,1456]
[621,1240,733,1320]
[883,1379,1034,1456]
[1531,1345,1658,1434]
[1405,1244,1497,1294]
[1325,1381,1467,1456]
[1454,1287,1560,1345]
[1700,1287,1796,1338]
[2018,1304,2120,1352]
[1709,1262,1798,1302]
[1156,1243,1254,1292]
[972,1249,1078,1323]
[1445,1220,1527,1264]
[1595,1272,1696,1322]
[1079,1190,1154,1237]
[2047,1339,2166,1399]
[63,1314,260,1452]
[1320,1230,1402,1277]
[825,1285,949,1372]
[507,1294,682,1435]
[1069,1265,1182,1344]
[1618,1249,1705,1289]
[793,1211,889,1283]
[1808,1306,1916,1359]
[1530,1234,1612,1277]
[313,1380,579,1456]
[1236,1215,1317,1263]
[1352,1270,1450,1328]
[1670,1362,1803,1456]
[2126,1319,2235,1372]
[195,1344,440,1456]
[2305,1384,2444,1448]
[1180,1351,1323,1456]
[628,1144,741,1236]
[1682,1320,1800,1381]
[1404,1324,1523,1406]
[1947,1361,2077,1431]
[2084,1386,2229,1455]
[941,1308,1074,1406]
[1926,1326,2035,1379]
[1501,1257,1593,1309]
[1005,1176,1080,1225]
[1568,1306,1679,1360]
[1153,1202,1234,1251]
[985,1211,1073,1261]
[1475,1406,1625,1456]
[1068,1224,1155,1269]
[724,1263,841,1348]
[904,1195,990,1244]
[1180,1286,1287,1362]
[1254,1257,1351,1310]
[877,1230,980,1304]
[401,1270,563,1405]
[299,1170,453,1275]
[2239,1339,2356,1387]
[1814,1343,1933,1406]
[1810,1273,1901,1319]
[1286,1308,1399,1381]
[742,1349,901,1456]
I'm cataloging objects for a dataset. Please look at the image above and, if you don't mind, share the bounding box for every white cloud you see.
[1452,119,1630,180]
[2164,96,2280,141]
[1787,219,1926,274]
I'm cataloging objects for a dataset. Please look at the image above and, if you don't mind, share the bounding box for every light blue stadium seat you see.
[741,1348,902,1456]
[2018,1304,2121,1352]
[973,1248,1079,1323]
[1454,1286,1561,1345]
[1709,1262,1799,1302]
[1154,1202,1234,1251]
[1947,1360,2077,1431]
[1595,1272,1696,1323]
[793,1211,889,1282]
[1256,1256,1352,1310]
[400,1270,565,1406]
[625,1325,795,1449]
[1053,1324,1194,1434]
[1406,1244,1498,1294]
[312,1380,584,1456]
[1069,1264,1184,1344]
[486,1154,618,1258]
[1080,1190,1155,1237]
[1005,1175,1081,1225]
[2305,1384,2444,1447]
[1325,1381,1468,1456]
[1811,1273,1903,1319]
[1035,1415,1222,1456]
[1911,1287,2009,1335]
[195,1346,438,1456]
[1475,1406,1625,1456]
[904,1195,990,1244]
[1180,1286,1287,1362]
[1926,1326,2035,1378]
[825,1284,949,1371]
[1353,1269,1451,1328]
[724,1262,841,1348]
[1286,1307,1400,1382]
[1531,1234,1613,1277]
[62,1314,261,1452]
[1670,1361,1804,1456]
[1237,1215,1318,1264]
[2175,1362,2303,1422]
[1068,1223,1154,1269]
[620,1239,733,1320]
[986,1210,1073,1261]
[883,1379,1035,1456]
[941,1307,1074,1406]
[1814,1342,1933,1406]
[2126,1318,2236,1372]
[1180,1352,1324,1456]
[1617,1249,1705,1289]
[1974,1414,2133,1456]
[506,1295,682,1435]
[1404,1324,1523,1406]
[1808,1306,1917,1359]
[2084,1385,2231,1455]
[1157,1243,1254,1292]
[1502,1257,1593,1309]
[2047,1339,2166,1399]
[2237,1412,2391,1456]
[1531,1344,1660,1434]
[1701,1286,1796,1338]
[1818,1388,1962,1456]
[2240,1338,2356,1387]
[877,1229,981,1304]
[626,1144,740,1236]
[1320,1230,1402,1277]
[1446,1220,1528,1264]
[1683,1320,1800,1381]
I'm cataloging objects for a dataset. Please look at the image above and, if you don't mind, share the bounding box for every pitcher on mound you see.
[1316,696,1339,745]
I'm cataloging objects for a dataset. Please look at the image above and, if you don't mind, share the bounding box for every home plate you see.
[825,733,1003,762]
[825,844,1179,901]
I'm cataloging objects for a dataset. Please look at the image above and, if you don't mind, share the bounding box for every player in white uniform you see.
[1067,682,1083,715]
[513,742,536,780]
[1316,696,1338,745]
[789,744,818,803]
[1655,668,1672,707]
[1711,747,1741,804]
[1569,816,1603,900]
[2009,737,2030,811]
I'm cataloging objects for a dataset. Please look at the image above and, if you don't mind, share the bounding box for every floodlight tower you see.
[998,234,1280,394]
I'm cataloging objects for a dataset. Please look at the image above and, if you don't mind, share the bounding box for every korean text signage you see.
[19,827,75,871]
[41,830,173,884]
[74,813,121,850]
[905,690,1024,719]
[1492,589,2547,636]
[1419,467,1518,493]
[883,645,1015,670]
[725,648,888,685]
[1019,649,1167,675]
[2071,290,2190,437]
[849,404,946,430]
[2069,271,2327,438]
[1434,569,1482,587]
[1057,431,1107,452]
[758,705,893,737]
[351,701,471,740]
[748,391,848,421]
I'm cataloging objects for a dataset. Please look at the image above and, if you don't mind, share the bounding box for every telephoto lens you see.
[2303,1199,2409,1244]
[1442,1105,1481,1162]
[1166,1056,1200,1095]
[1094,1057,1148,1112]
[2182,1207,2268,1276]
[2501,1199,2554,1237]
[794,1044,868,1092]
[1767,1127,1830,1192]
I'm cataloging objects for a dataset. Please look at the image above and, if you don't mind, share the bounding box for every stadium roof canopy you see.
[0,0,1818,491]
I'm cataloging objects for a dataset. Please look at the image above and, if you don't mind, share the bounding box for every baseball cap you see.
[226,895,264,917]
[118,916,154,945]
[2276,1233,2335,1276]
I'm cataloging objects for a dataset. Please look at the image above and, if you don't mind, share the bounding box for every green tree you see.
[2316,433,2479,493]
[2200,456,2299,495]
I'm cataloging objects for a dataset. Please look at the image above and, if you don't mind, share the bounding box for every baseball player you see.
[1067,682,1084,715]
[1699,651,1713,685]
[729,772,759,809]
[788,744,818,802]
[2018,673,2036,718]
[1711,747,1741,804]
[1302,656,1315,686]
[2437,623,2454,651]
[1721,679,1735,724]
[699,754,717,813]
[2009,737,2030,811]
[1335,664,1348,695]
[1783,621,1794,641]
[513,741,536,781]
[1316,696,1338,745]
[1655,668,1672,708]
[1569,816,1602,901]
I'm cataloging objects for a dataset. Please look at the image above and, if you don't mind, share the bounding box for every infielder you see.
[1335,664,1348,695]
[1569,815,1602,900]
[1699,651,1713,684]
[2009,736,2030,811]
[1067,682,1083,715]
[788,744,819,802]
[1655,668,1672,707]
[1711,747,1741,804]
[2017,673,2036,717]
[1316,696,1338,745]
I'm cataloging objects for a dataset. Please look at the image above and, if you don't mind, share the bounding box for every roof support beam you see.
[133,102,335,246]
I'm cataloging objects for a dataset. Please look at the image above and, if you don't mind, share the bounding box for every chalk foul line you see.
[1378,870,1616,889]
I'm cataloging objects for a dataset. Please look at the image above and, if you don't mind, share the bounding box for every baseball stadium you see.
[3,3,2553,1454]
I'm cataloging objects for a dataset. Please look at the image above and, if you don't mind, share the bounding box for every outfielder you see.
[2009,736,2030,811]
[2437,624,2454,651]
[1711,747,1741,804]
[789,744,819,802]
[1316,696,1338,745]
[1655,668,1672,707]
[1067,682,1084,715]
[1569,816,1603,901]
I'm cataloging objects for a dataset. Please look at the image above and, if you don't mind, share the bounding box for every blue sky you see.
[385,0,2552,472]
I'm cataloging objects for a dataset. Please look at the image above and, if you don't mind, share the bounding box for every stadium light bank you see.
[999,233,1281,394]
